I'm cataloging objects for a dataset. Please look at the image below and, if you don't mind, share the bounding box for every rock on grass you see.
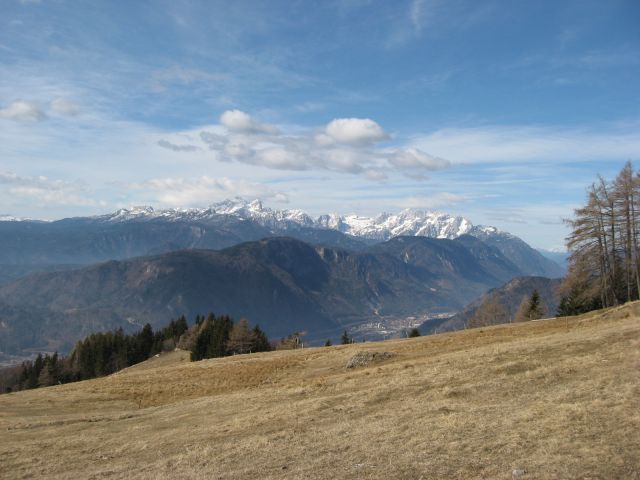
[345,351,395,369]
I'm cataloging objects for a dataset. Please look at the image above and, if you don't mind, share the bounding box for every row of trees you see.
[73,316,189,380]
[1,313,280,393]
[0,316,190,393]
[467,290,546,329]
[561,161,640,314]
[189,315,271,361]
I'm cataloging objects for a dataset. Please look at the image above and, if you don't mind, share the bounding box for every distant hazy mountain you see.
[0,198,563,281]
[537,249,569,272]
[0,236,529,357]
[420,276,562,334]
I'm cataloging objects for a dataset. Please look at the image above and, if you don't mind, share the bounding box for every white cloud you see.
[324,117,389,145]
[220,109,278,134]
[0,171,96,206]
[0,101,46,122]
[389,148,450,170]
[130,176,288,206]
[412,125,640,164]
[193,113,448,178]
[253,147,307,170]
[50,98,80,116]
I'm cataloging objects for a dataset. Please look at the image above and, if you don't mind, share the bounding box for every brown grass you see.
[1,304,639,479]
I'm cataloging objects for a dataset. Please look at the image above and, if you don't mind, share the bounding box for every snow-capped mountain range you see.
[0,214,29,222]
[1,198,564,279]
[95,198,504,242]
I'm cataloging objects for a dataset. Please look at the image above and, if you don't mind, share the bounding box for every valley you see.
[0,202,564,360]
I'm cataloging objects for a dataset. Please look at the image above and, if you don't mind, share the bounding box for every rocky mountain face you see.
[0,236,529,357]
[420,276,563,334]
[0,199,563,284]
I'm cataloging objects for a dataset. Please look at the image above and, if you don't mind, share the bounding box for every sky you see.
[1,0,639,249]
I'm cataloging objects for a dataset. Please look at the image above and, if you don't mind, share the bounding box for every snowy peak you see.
[204,198,483,241]
[337,209,474,240]
[0,214,24,222]
[0,214,43,222]
[210,198,315,229]
[103,206,156,222]
[89,197,508,242]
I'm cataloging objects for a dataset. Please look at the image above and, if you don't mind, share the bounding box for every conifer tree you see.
[251,325,271,352]
[209,315,233,358]
[191,315,214,361]
[514,290,545,322]
[527,289,545,320]
[408,328,421,338]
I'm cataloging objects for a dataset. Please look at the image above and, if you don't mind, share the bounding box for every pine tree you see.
[325,339,332,347]
[251,325,271,352]
[175,315,189,337]
[408,328,421,338]
[209,315,233,357]
[191,315,214,361]
[527,289,545,320]
[514,290,546,322]
[137,323,154,361]
[340,330,352,345]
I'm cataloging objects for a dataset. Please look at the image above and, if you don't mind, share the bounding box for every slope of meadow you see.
[1,304,639,479]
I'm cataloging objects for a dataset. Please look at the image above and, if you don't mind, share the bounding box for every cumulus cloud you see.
[323,117,389,145]
[180,111,449,179]
[0,171,96,206]
[0,101,46,122]
[220,109,278,134]
[130,176,288,206]
[50,98,80,116]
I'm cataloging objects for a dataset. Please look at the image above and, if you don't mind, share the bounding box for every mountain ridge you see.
[0,235,529,357]
[0,198,564,279]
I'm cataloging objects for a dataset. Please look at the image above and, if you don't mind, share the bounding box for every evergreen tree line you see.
[188,314,271,361]
[560,161,640,315]
[0,316,190,393]
[73,316,189,380]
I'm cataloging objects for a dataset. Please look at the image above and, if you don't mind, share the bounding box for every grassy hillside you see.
[1,304,639,479]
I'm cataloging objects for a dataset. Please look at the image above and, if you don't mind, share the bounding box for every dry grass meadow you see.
[1,303,639,479]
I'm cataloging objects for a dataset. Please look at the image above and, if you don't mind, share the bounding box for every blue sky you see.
[1,0,639,249]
